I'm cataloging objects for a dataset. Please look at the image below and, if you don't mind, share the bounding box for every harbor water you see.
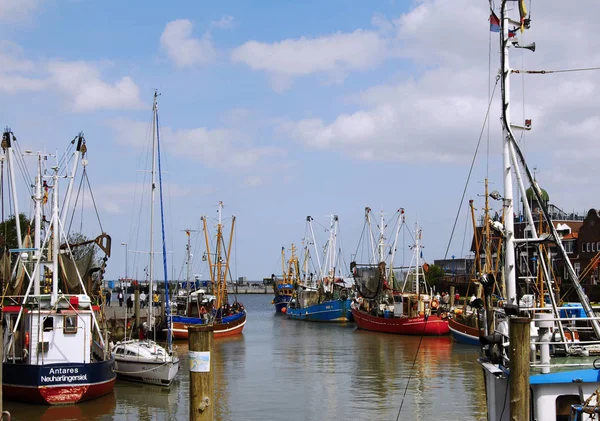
[5,294,487,420]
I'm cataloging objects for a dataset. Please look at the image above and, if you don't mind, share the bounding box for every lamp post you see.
[121,243,128,289]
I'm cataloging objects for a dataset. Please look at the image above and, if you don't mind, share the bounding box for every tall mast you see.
[415,225,420,297]
[365,208,377,264]
[186,230,192,296]
[33,156,42,295]
[216,202,223,309]
[378,210,385,263]
[307,216,321,276]
[5,133,22,250]
[51,170,59,305]
[148,91,158,329]
[60,133,84,228]
[500,0,516,304]
[388,209,403,286]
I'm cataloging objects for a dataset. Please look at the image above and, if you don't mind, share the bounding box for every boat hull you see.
[114,357,179,387]
[287,299,353,322]
[170,310,246,340]
[448,317,482,345]
[3,359,116,405]
[352,308,449,335]
[273,294,292,313]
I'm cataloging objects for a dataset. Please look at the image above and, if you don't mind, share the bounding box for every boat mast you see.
[186,230,192,297]
[5,132,23,250]
[51,170,59,305]
[378,210,385,264]
[216,202,224,309]
[415,226,420,297]
[388,209,404,287]
[365,208,377,264]
[33,155,42,295]
[307,216,322,277]
[148,91,158,332]
[500,0,516,305]
[201,216,214,295]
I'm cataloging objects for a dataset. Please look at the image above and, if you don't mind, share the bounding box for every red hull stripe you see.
[4,378,115,405]
[351,308,449,335]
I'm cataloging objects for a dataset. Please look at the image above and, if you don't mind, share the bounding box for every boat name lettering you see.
[40,374,87,383]
[48,367,79,375]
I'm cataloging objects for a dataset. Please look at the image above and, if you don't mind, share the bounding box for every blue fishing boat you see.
[272,245,299,313]
[286,215,353,323]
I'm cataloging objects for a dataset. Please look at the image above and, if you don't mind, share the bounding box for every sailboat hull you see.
[3,359,116,405]
[114,358,179,387]
[286,299,353,322]
[170,310,246,339]
[352,308,449,335]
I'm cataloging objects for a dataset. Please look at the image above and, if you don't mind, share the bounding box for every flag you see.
[490,12,500,32]
[508,29,517,38]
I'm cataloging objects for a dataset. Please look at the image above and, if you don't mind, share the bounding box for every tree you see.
[0,213,32,253]
[424,264,445,287]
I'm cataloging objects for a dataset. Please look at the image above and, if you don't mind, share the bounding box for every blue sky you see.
[2,0,600,281]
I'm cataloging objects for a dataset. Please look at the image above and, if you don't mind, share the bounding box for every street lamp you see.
[121,242,128,281]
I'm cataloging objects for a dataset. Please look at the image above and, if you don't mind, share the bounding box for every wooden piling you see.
[1,312,3,415]
[450,286,455,307]
[509,317,531,421]
[189,325,214,421]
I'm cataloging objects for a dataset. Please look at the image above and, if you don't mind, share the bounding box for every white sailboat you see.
[111,92,179,387]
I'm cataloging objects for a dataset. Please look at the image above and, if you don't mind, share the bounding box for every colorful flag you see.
[508,29,517,38]
[490,12,500,32]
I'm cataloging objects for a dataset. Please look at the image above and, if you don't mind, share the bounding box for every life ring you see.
[25,332,30,348]
[431,299,439,309]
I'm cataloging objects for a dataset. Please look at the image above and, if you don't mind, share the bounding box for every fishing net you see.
[354,262,385,299]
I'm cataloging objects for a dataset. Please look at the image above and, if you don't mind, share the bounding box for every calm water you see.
[4,295,488,420]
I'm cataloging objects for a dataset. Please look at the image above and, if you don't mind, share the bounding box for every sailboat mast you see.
[186,230,192,295]
[148,91,158,329]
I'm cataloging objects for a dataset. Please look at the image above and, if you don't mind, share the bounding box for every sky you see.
[1,0,600,282]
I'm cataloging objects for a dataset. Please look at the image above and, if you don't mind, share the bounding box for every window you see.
[63,315,77,334]
[43,317,53,332]
[556,395,581,421]
[564,241,573,254]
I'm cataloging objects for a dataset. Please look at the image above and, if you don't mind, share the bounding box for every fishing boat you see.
[1,130,116,404]
[170,202,246,339]
[449,182,503,345]
[111,92,179,387]
[480,2,600,419]
[287,215,353,322]
[271,245,298,313]
[351,209,449,335]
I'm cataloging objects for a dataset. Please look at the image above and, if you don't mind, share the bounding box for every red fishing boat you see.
[351,213,448,336]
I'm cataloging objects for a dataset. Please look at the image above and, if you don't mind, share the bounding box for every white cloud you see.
[244,175,264,187]
[0,0,44,22]
[281,0,600,175]
[211,16,235,29]
[160,19,216,67]
[108,117,285,170]
[46,61,145,112]
[231,30,389,91]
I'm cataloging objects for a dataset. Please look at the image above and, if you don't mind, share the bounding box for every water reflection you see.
[2,295,488,421]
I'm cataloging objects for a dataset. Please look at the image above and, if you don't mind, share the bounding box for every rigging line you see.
[487,0,493,180]
[395,325,428,421]
[443,76,500,261]
[83,170,104,233]
[512,66,600,74]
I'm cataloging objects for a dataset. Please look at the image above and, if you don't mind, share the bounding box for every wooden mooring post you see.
[188,325,214,421]
[449,286,455,308]
[509,317,531,421]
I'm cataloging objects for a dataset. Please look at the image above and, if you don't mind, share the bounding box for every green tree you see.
[425,263,445,287]
[0,213,32,253]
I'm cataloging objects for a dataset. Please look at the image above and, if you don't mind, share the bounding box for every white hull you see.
[114,356,179,387]
[112,339,180,386]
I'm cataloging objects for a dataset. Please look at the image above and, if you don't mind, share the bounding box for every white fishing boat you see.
[112,91,179,387]
[1,131,116,404]
[480,2,600,420]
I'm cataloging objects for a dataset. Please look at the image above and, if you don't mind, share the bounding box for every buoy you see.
[281,307,287,314]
